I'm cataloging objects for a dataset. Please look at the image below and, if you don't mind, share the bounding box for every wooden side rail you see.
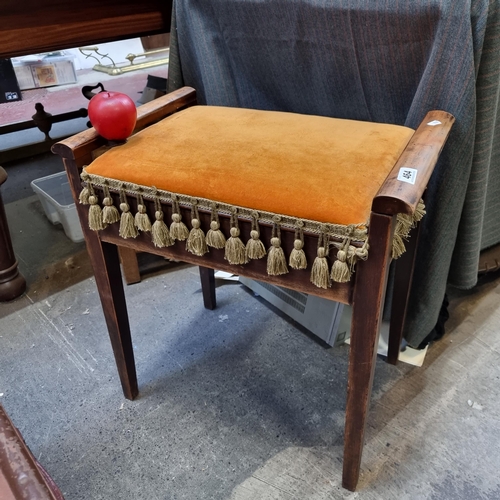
[52,87,197,162]
[373,110,455,216]
[378,110,455,365]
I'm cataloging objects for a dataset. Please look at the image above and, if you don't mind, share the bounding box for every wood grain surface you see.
[0,0,173,58]
[373,110,455,216]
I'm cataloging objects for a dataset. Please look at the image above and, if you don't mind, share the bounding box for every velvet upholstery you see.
[85,105,414,226]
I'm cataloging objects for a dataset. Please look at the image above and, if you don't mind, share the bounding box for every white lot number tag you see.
[397,167,418,185]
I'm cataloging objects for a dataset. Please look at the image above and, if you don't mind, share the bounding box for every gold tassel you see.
[225,210,248,265]
[391,200,426,259]
[134,192,152,232]
[135,204,152,232]
[186,202,208,256]
[392,233,407,259]
[226,228,247,264]
[206,220,227,248]
[151,192,174,248]
[170,195,189,241]
[289,221,307,270]
[152,211,173,247]
[346,240,369,273]
[120,204,138,238]
[396,213,413,236]
[118,187,138,239]
[247,230,267,259]
[206,204,226,249]
[310,231,330,288]
[392,217,410,259]
[88,195,105,231]
[290,240,307,269]
[246,212,266,260]
[267,238,288,275]
[79,173,90,204]
[413,199,426,223]
[102,184,120,224]
[187,219,208,256]
[170,213,189,240]
[79,186,90,205]
[102,197,120,224]
[331,238,351,283]
[267,219,288,275]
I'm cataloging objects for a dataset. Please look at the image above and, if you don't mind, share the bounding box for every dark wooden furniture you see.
[52,87,453,490]
[0,1,173,59]
[0,404,64,500]
[0,168,26,301]
[0,0,174,293]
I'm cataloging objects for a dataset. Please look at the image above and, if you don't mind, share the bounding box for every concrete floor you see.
[1,151,500,500]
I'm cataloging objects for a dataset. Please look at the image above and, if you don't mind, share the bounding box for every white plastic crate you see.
[31,171,84,243]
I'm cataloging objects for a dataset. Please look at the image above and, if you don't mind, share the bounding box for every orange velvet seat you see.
[85,105,415,227]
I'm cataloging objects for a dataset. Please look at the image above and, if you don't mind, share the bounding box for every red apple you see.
[88,91,137,141]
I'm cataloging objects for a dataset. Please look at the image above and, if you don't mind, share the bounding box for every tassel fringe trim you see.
[80,172,367,241]
[78,172,428,285]
[392,199,426,260]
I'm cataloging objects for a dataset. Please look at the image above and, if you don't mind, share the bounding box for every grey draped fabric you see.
[168,0,500,347]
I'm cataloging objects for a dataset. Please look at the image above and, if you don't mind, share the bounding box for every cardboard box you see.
[0,59,22,102]
[12,53,77,90]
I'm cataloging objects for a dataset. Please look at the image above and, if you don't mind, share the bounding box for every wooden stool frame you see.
[53,87,453,491]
